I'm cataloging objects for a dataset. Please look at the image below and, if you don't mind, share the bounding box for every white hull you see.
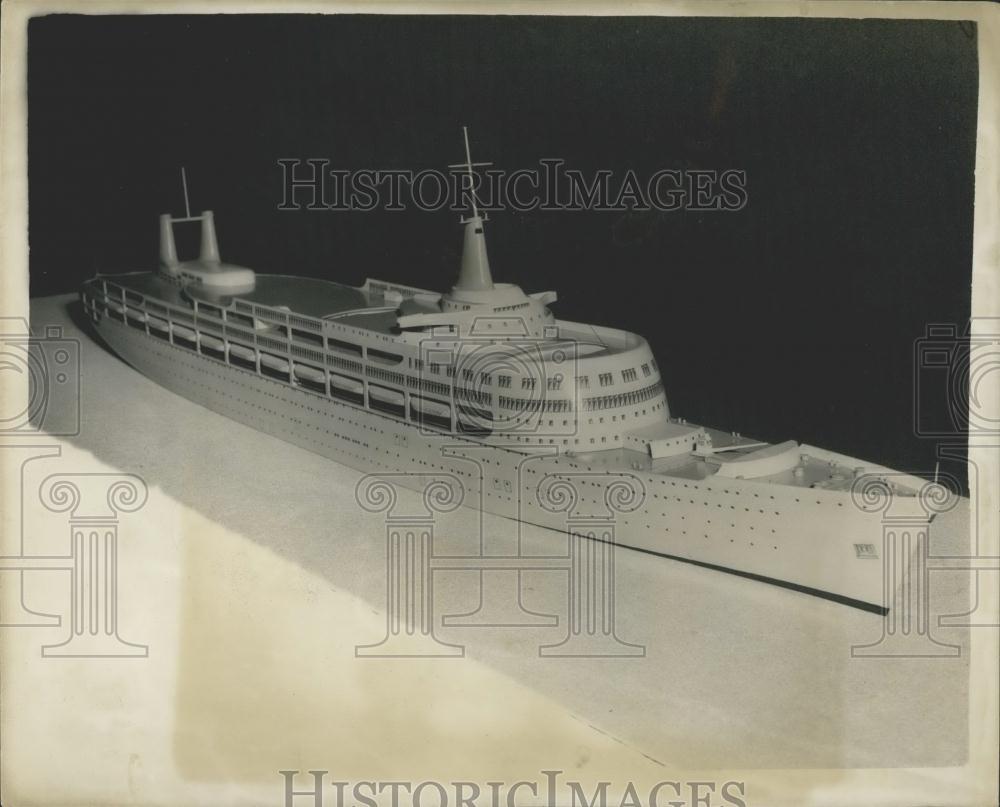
[94,315,908,611]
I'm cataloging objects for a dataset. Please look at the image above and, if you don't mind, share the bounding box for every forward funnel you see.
[456,213,494,291]
[450,127,495,292]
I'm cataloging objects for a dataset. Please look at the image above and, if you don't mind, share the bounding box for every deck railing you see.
[83,279,625,431]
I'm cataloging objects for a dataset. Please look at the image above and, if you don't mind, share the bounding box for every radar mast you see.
[449,127,494,292]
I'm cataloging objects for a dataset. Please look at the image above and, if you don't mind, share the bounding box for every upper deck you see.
[109,271,433,334]
[83,267,929,500]
[106,269,642,361]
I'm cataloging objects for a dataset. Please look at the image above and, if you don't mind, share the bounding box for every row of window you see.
[99,284,662,398]
[583,381,664,412]
[425,363,660,392]
[92,295,673,446]
[93,297,472,435]
[594,361,655,387]
[498,395,574,413]
[456,387,492,406]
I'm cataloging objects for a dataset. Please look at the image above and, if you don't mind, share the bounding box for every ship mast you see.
[449,127,494,292]
[159,168,221,271]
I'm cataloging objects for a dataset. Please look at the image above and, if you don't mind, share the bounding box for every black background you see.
[27,15,977,487]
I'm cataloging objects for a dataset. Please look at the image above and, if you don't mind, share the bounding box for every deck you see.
[104,270,442,334]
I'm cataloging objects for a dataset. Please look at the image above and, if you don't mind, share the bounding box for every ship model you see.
[80,132,935,613]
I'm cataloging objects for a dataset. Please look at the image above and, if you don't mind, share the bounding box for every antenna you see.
[181,167,191,219]
[448,126,492,222]
[462,126,477,218]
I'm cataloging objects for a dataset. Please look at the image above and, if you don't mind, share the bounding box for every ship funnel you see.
[199,210,220,265]
[450,127,495,292]
[159,214,178,269]
[455,213,494,291]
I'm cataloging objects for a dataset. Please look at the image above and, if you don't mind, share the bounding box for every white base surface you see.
[0,296,982,806]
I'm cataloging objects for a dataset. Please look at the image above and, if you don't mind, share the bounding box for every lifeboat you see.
[330,373,364,394]
[228,342,255,362]
[368,384,404,405]
[411,395,451,419]
[259,352,290,373]
[293,363,326,384]
[170,323,196,341]
[200,333,225,352]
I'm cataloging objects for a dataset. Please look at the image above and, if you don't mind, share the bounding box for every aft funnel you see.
[199,210,221,265]
[156,173,256,296]
[159,213,178,270]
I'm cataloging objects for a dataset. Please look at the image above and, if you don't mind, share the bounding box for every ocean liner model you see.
[81,134,935,613]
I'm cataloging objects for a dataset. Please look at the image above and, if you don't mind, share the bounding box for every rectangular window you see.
[498,375,511,388]
[599,372,613,387]
[227,311,254,328]
[641,363,651,377]
[368,347,403,365]
[522,377,536,390]
[292,328,323,347]
[622,368,637,383]
[328,337,363,357]
[546,376,562,391]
